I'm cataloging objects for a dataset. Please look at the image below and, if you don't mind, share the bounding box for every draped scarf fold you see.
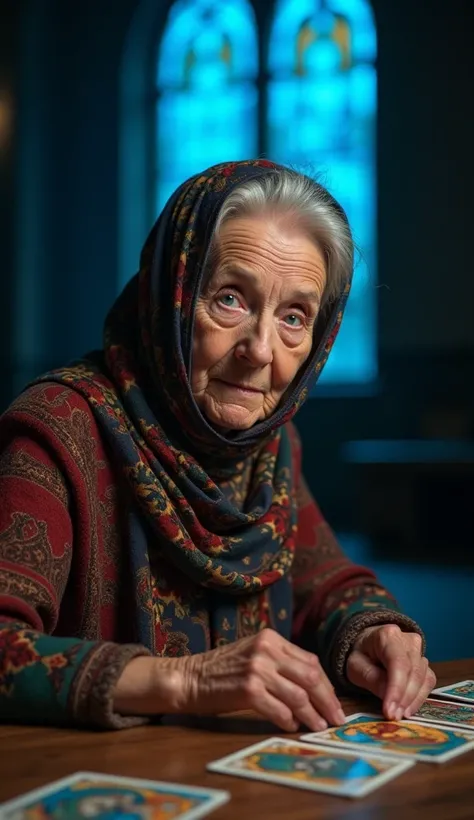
[32,160,352,653]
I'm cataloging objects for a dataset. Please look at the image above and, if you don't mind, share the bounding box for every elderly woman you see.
[0,160,435,730]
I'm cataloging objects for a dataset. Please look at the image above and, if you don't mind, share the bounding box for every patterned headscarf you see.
[35,160,352,652]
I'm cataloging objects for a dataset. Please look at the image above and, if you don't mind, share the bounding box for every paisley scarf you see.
[33,160,352,654]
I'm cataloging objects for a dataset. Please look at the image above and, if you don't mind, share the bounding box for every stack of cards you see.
[0,773,230,820]
[205,679,474,800]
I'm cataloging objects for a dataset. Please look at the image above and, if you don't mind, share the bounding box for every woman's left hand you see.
[346,624,437,720]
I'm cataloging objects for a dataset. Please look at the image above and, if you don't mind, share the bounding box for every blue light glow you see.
[156,0,258,212]
[155,0,377,385]
[268,0,377,384]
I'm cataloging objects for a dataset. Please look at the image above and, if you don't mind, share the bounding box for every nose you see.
[234,317,274,367]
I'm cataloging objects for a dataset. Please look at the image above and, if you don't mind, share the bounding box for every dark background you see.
[1,0,473,660]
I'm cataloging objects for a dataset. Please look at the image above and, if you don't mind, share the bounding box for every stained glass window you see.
[154,0,377,385]
[155,0,258,213]
[268,0,377,384]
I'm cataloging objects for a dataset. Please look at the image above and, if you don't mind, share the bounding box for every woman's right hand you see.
[177,629,346,732]
[114,630,345,732]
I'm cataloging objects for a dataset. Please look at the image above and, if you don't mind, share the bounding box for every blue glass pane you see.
[268,0,377,384]
[156,84,257,212]
[327,0,376,61]
[158,0,258,87]
[156,0,258,214]
[269,0,375,75]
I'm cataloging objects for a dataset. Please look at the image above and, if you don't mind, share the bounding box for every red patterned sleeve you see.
[287,423,424,690]
[0,390,150,728]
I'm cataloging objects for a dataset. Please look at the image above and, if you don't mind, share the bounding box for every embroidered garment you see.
[0,161,422,728]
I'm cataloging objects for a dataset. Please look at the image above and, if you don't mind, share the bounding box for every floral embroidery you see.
[41,644,82,694]
[0,627,40,695]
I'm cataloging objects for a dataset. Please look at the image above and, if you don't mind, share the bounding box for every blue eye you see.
[284,313,303,327]
[218,293,237,307]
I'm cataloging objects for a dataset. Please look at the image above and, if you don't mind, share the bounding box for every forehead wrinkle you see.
[212,218,327,301]
[218,233,321,274]
[216,247,326,297]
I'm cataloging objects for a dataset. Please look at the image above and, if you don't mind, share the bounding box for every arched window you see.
[268,0,377,383]
[150,0,377,385]
[155,0,259,213]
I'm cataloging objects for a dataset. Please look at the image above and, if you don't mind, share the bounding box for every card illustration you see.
[412,698,474,731]
[0,772,230,820]
[432,680,474,704]
[301,712,474,763]
[207,737,413,799]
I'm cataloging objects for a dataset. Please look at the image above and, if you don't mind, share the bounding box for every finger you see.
[257,631,327,675]
[368,626,413,717]
[395,654,429,716]
[403,666,437,719]
[239,679,299,732]
[396,633,428,713]
[280,637,335,679]
[275,636,345,725]
[382,633,425,718]
[244,647,329,732]
[266,668,329,732]
[246,683,300,733]
[278,657,346,727]
[346,648,388,700]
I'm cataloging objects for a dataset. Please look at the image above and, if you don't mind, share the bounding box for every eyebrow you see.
[215,265,322,306]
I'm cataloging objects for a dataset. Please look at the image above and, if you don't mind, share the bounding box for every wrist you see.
[113,656,189,717]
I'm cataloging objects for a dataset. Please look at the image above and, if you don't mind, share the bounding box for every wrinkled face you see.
[191,215,327,430]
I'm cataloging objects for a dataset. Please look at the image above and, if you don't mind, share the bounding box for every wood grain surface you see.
[1,659,473,819]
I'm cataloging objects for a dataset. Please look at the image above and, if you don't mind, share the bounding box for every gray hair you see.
[208,167,354,307]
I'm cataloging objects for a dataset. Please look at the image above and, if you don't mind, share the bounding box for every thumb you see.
[346,648,387,699]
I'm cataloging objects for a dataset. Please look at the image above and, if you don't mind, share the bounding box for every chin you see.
[210,414,259,432]
[205,403,262,432]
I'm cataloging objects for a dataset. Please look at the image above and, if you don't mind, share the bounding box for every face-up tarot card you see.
[431,680,474,704]
[301,712,474,763]
[411,697,474,731]
[207,736,414,798]
[0,772,230,820]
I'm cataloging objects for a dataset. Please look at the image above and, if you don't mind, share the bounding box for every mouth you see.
[217,379,264,395]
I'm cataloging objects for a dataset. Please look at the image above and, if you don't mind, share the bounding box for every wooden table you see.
[1,660,473,819]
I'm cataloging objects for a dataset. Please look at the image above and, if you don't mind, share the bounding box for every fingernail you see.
[395,708,404,721]
[316,718,328,731]
[388,702,398,718]
[336,709,346,724]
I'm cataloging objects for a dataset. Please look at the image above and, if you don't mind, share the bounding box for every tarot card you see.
[0,772,230,820]
[207,736,414,799]
[300,712,474,763]
[431,680,474,704]
[410,698,474,732]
